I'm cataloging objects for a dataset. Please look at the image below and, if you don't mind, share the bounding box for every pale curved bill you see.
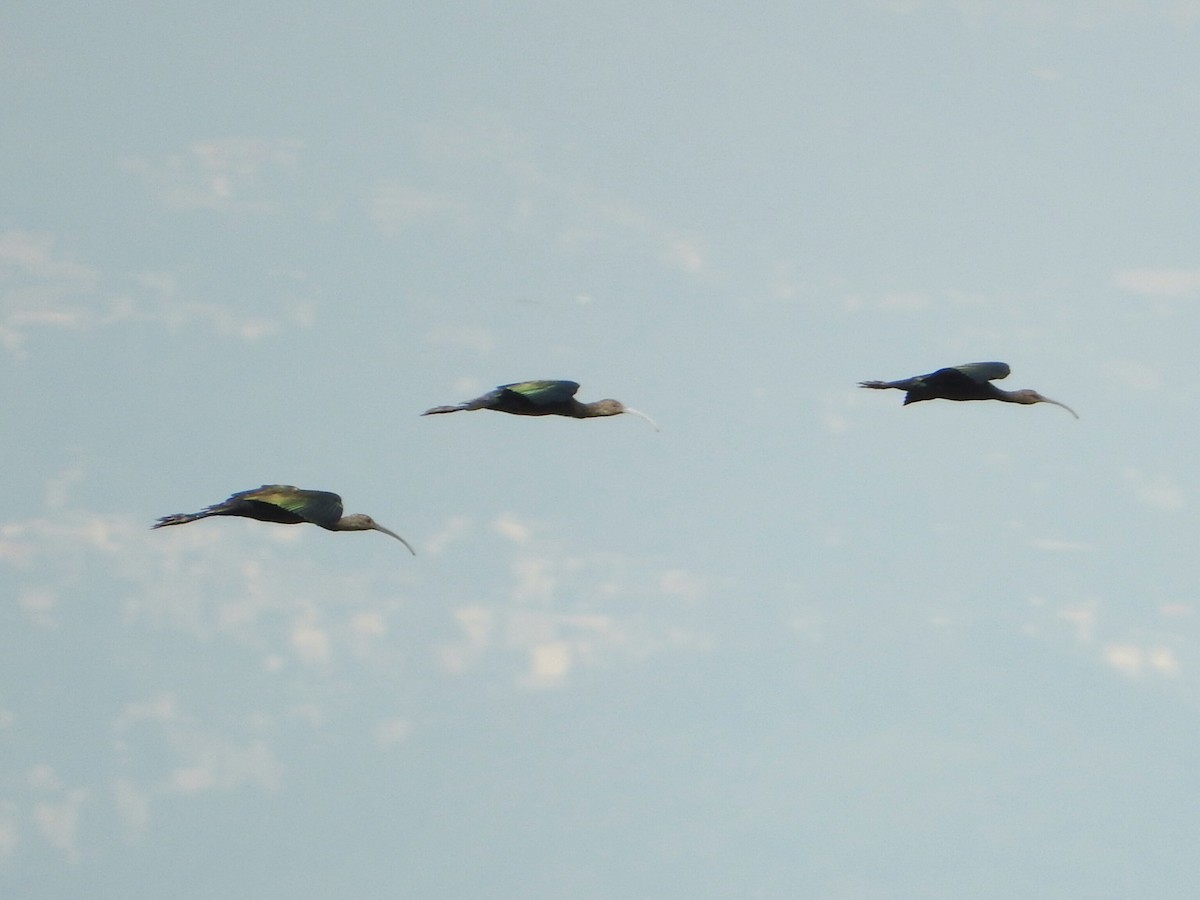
[1044,397,1079,419]
[375,524,416,555]
[623,407,661,431]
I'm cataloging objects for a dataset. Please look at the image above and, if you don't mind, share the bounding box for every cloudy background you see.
[4,2,1200,897]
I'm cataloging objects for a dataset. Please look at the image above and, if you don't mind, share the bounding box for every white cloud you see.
[115,270,313,341]
[368,181,470,232]
[1103,643,1180,678]
[1115,268,1200,299]
[45,461,86,511]
[522,640,573,688]
[1029,538,1093,552]
[32,792,88,862]
[510,557,557,604]
[290,612,332,668]
[17,587,58,627]
[437,521,713,687]
[657,569,711,602]
[881,0,1198,27]
[1057,602,1097,643]
[0,807,16,861]
[168,737,284,794]
[348,610,388,659]
[422,515,475,556]
[878,291,931,311]
[111,779,151,836]
[0,230,313,355]
[493,514,533,544]
[374,718,411,748]
[661,237,706,274]
[0,231,100,355]
[423,326,496,354]
[1123,468,1186,511]
[439,605,494,674]
[0,230,97,290]
[1107,360,1163,392]
[26,766,88,862]
[121,138,303,212]
[378,114,709,277]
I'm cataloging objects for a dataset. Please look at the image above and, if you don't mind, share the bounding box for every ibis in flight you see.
[859,362,1078,418]
[152,484,415,554]
[422,380,659,429]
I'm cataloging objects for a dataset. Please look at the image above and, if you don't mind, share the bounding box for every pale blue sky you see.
[4,2,1200,897]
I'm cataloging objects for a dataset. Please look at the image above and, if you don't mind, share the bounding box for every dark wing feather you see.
[949,362,1011,384]
[240,485,344,527]
[499,380,581,407]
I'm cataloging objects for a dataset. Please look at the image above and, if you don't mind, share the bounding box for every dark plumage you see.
[152,484,415,554]
[422,380,659,428]
[859,362,1078,418]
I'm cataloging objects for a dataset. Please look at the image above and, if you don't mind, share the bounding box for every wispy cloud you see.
[113,270,315,340]
[879,0,1200,28]
[1123,467,1186,511]
[438,514,713,688]
[167,737,284,795]
[121,138,303,212]
[1103,643,1180,678]
[373,718,410,749]
[0,808,16,861]
[0,231,314,355]
[111,692,284,814]
[369,113,710,278]
[1115,268,1200,299]
[368,181,471,233]
[1026,593,1192,683]
[1056,601,1097,643]
[26,765,89,863]
[111,779,151,836]
[0,230,100,355]
[422,327,496,355]
[1029,538,1093,552]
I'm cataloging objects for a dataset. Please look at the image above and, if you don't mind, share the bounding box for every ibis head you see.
[1005,389,1079,418]
[332,513,417,554]
[583,399,660,429]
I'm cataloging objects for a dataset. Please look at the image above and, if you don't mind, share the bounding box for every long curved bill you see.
[1043,397,1079,419]
[374,523,416,555]
[623,407,661,431]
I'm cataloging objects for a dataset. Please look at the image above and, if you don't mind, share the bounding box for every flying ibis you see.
[422,380,659,429]
[152,484,416,554]
[859,362,1078,418]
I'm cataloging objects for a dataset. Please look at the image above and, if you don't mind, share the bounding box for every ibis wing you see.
[239,485,344,526]
[950,362,1011,384]
[499,380,581,407]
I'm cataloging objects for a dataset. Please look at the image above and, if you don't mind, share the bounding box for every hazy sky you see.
[4,2,1200,897]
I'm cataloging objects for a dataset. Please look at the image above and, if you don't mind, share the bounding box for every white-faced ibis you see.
[859,362,1078,418]
[152,484,416,554]
[422,380,659,429]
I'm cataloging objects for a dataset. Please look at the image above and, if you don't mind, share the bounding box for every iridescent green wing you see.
[238,485,344,527]
[499,380,581,407]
